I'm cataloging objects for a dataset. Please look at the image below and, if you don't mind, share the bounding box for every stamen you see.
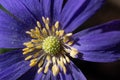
[23,17,78,76]
[52,64,59,76]
[30,58,38,67]
[37,21,42,28]
[38,67,43,73]
[38,60,44,67]
[25,55,32,60]
[44,61,50,73]
[58,30,64,37]
[67,41,74,46]
[55,21,59,29]
[65,33,73,37]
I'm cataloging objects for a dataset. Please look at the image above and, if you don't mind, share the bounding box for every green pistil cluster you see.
[42,36,61,55]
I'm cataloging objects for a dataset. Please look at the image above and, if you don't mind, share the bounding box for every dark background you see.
[74,0,120,80]
[0,0,120,80]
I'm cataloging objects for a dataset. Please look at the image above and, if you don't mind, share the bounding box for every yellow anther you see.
[26,31,31,35]
[62,56,67,64]
[46,17,50,23]
[23,48,35,55]
[26,31,37,38]
[55,21,59,29]
[52,57,56,64]
[35,27,41,36]
[30,59,38,67]
[38,67,43,73]
[65,33,73,37]
[22,48,29,51]
[25,55,32,60]
[59,60,66,74]
[42,16,46,23]
[30,29,35,33]
[46,55,51,61]
[44,62,50,73]
[70,48,78,58]
[65,56,70,63]
[37,21,42,28]
[45,18,50,30]
[38,60,43,67]
[34,52,40,58]
[35,45,42,49]
[42,28,47,35]
[23,42,32,46]
[52,64,59,76]
[63,36,69,43]
[23,42,34,48]
[56,30,59,36]
[60,56,66,64]
[31,39,40,43]
[64,48,70,53]
[30,58,37,62]
[71,48,78,55]
[52,26,55,33]
[63,66,67,74]
[67,41,74,46]
[59,30,64,37]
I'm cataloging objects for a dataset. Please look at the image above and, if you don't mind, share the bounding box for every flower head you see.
[0,0,120,80]
[23,17,78,76]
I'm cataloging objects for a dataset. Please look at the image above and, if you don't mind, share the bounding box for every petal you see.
[0,50,31,80]
[40,0,63,23]
[73,20,120,62]
[63,62,86,80]
[0,61,31,80]
[60,0,104,33]
[0,0,39,26]
[19,0,43,22]
[0,50,24,71]
[40,0,51,19]
[52,0,63,22]
[0,0,41,48]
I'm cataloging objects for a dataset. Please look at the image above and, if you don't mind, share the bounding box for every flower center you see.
[22,17,78,76]
[42,36,60,55]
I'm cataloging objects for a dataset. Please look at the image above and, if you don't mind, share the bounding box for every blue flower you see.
[0,0,120,80]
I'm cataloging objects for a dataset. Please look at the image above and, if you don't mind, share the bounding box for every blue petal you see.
[19,0,43,22]
[0,10,30,48]
[60,0,104,33]
[40,0,51,18]
[52,0,63,22]
[0,50,31,80]
[0,50,24,71]
[0,0,38,27]
[73,20,120,62]
[63,62,86,80]
[0,61,30,80]
[39,0,63,24]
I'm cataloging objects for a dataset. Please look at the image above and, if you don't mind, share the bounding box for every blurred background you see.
[0,0,120,80]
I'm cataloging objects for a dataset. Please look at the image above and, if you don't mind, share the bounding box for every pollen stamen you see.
[23,17,78,76]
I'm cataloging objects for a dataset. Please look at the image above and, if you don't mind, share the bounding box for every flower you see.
[0,0,120,80]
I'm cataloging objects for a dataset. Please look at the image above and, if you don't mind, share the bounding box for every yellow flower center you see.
[42,36,60,55]
[22,17,78,76]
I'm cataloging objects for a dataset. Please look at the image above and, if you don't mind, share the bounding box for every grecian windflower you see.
[0,0,120,80]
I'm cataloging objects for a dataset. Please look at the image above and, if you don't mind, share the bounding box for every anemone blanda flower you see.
[0,0,120,80]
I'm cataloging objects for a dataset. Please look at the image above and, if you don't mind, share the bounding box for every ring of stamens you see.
[22,17,78,76]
